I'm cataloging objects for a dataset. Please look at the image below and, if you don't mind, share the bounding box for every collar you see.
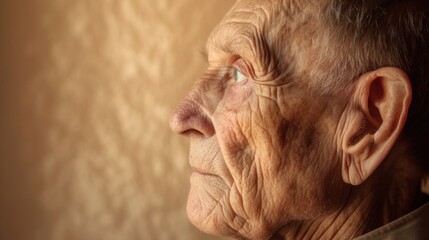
[354,201,429,240]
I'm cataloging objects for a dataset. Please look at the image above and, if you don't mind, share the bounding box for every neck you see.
[271,158,422,240]
[271,190,379,240]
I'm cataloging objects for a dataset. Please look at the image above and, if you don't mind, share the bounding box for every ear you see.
[341,67,412,185]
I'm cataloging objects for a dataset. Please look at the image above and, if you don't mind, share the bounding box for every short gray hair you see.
[320,0,429,173]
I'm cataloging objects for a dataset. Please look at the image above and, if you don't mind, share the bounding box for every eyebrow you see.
[213,40,234,54]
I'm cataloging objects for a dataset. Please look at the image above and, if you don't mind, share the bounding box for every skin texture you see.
[170,0,417,239]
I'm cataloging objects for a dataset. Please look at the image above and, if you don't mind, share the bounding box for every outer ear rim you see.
[340,67,412,186]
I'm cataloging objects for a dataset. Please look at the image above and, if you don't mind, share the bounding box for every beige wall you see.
[0,0,233,239]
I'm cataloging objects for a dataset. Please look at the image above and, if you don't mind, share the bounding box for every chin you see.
[186,172,235,238]
[186,173,281,239]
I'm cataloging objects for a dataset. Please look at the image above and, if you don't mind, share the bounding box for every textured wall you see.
[0,0,233,239]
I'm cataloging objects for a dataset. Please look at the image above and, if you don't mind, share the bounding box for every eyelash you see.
[232,68,247,83]
[231,58,251,83]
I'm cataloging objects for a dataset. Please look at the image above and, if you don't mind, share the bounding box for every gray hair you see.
[320,0,429,173]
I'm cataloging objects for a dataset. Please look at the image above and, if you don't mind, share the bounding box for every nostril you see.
[181,129,205,138]
[169,99,215,137]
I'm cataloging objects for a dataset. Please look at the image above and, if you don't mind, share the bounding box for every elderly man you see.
[170,0,429,239]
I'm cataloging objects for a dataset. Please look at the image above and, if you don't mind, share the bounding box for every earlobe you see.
[341,67,412,185]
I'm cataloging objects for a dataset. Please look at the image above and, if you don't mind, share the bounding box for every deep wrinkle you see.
[170,0,426,239]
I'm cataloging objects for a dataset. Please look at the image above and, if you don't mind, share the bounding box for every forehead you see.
[208,0,316,36]
[231,0,307,13]
[206,0,321,77]
[206,0,298,51]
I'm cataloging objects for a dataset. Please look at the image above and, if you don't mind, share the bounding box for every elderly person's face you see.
[171,0,412,239]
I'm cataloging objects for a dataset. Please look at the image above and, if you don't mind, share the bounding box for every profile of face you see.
[170,0,411,239]
[170,0,349,238]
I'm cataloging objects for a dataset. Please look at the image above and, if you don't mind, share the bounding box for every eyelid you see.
[232,58,253,78]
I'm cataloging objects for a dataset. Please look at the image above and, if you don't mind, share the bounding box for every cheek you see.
[273,123,346,220]
[215,87,347,222]
[270,98,349,220]
[212,82,268,219]
[223,80,253,111]
[213,87,295,225]
[213,81,254,161]
[212,83,348,235]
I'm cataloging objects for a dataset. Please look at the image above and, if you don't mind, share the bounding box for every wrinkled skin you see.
[171,0,364,239]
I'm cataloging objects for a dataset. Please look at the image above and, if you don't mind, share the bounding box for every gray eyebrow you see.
[213,40,234,55]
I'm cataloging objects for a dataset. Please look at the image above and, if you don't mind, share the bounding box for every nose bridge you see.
[191,74,223,114]
[169,75,224,137]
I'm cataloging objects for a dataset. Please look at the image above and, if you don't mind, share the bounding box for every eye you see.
[233,68,247,83]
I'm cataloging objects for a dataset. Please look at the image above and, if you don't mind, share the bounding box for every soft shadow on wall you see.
[0,0,233,239]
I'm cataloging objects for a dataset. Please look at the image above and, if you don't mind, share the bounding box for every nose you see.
[169,98,215,138]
